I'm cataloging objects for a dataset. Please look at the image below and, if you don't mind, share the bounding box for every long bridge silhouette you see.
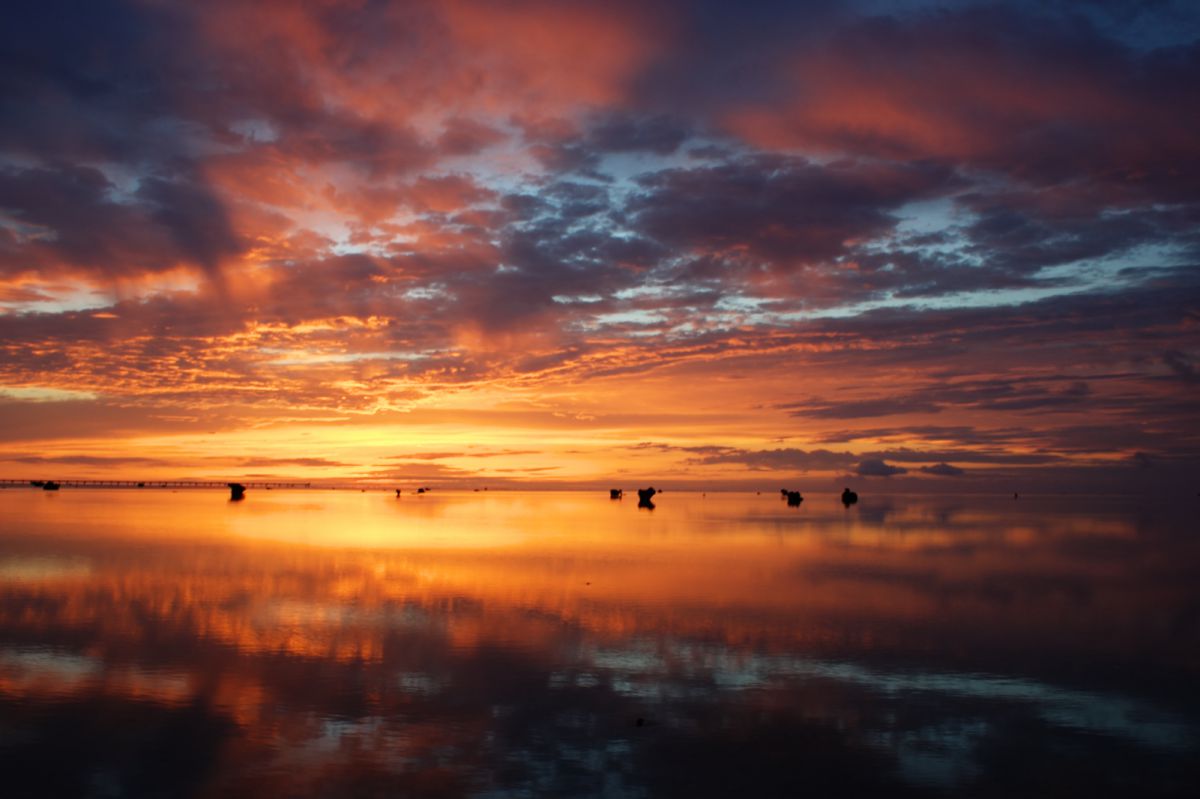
[0,479,314,490]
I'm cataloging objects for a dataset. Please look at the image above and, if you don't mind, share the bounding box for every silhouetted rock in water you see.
[416,487,425,494]
[841,487,858,506]
[228,483,246,501]
[786,491,803,506]
[610,489,623,499]
[42,480,60,491]
[637,487,656,509]
[395,489,402,498]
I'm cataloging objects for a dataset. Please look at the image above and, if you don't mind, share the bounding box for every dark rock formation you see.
[228,483,246,501]
[841,487,858,506]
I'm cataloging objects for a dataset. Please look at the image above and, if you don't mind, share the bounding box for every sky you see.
[1,0,1198,491]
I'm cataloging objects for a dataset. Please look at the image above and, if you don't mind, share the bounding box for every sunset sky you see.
[1,0,1197,490]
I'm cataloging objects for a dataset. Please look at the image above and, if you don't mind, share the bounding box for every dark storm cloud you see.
[0,0,192,163]
[956,194,1200,279]
[627,156,957,268]
[0,164,162,277]
[135,176,243,279]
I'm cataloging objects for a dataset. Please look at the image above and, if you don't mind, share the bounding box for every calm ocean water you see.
[1,488,1197,797]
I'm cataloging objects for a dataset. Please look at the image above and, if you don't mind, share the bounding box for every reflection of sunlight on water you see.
[1,489,1197,795]
[0,556,91,583]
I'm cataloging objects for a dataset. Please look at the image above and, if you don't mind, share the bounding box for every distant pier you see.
[0,479,313,490]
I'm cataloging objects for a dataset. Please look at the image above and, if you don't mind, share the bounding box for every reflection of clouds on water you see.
[0,491,1198,796]
[0,645,191,703]
[397,672,447,696]
[593,639,1195,748]
[0,646,98,684]
[583,638,1197,790]
[868,720,990,788]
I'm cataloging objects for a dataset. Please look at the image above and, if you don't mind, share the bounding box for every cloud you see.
[723,6,1200,194]
[919,462,965,477]
[783,376,1105,419]
[1163,350,1199,383]
[235,457,346,468]
[628,155,956,270]
[855,459,908,477]
[0,0,1198,488]
[5,454,173,467]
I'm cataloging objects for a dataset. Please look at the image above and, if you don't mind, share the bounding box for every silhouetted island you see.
[610,488,623,499]
[841,487,858,506]
[786,490,803,506]
[228,483,246,501]
[637,487,656,509]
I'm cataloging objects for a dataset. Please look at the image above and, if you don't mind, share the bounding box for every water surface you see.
[1,489,1197,797]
